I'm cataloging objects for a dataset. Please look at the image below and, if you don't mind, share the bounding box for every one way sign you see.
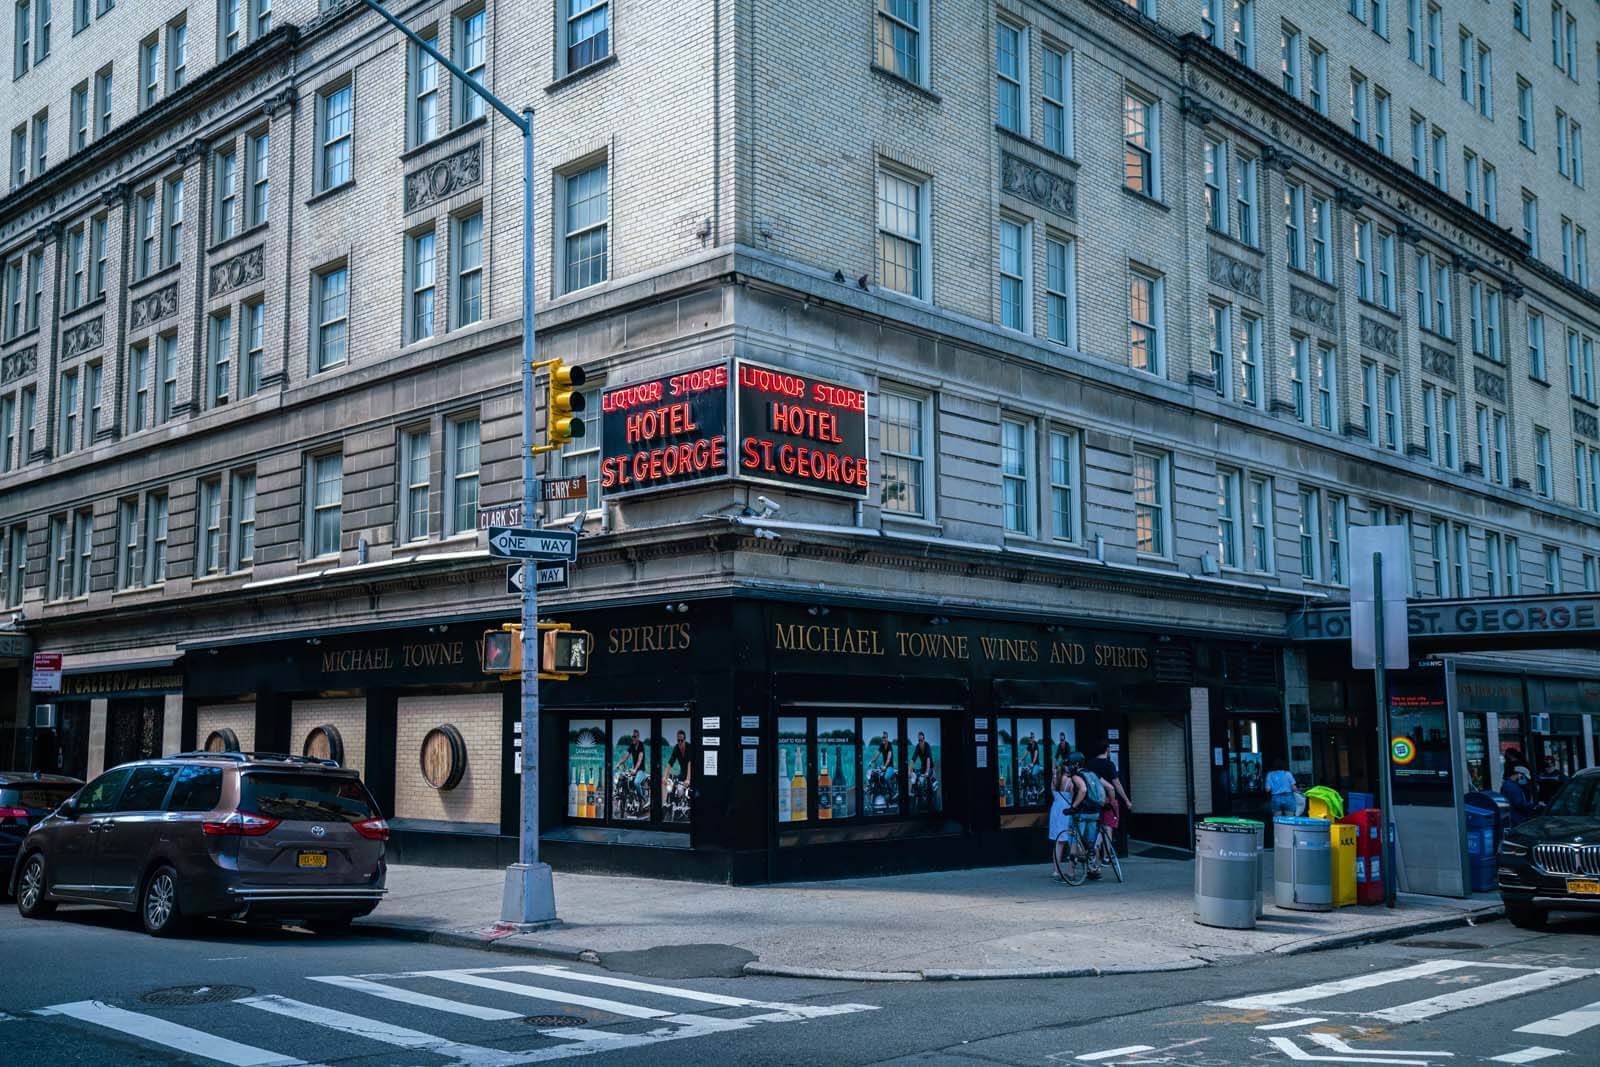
[507,563,568,593]
[487,526,578,562]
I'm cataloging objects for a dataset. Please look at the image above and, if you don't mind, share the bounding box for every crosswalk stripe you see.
[1365,968,1594,1024]
[1490,1049,1566,1064]
[1076,1046,1155,1061]
[415,971,674,1020]
[502,966,767,1009]
[238,995,522,1067]
[1210,960,1481,1011]
[306,975,525,1021]
[34,1000,316,1067]
[1256,1017,1328,1030]
[1516,998,1600,1037]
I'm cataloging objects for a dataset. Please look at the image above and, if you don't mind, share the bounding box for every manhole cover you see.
[1396,939,1484,950]
[141,984,256,1006]
[522,1015,589,1028]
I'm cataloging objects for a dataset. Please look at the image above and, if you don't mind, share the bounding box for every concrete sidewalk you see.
[353,854,1503,980]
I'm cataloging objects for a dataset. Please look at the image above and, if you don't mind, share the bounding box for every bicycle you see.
[1093,824,1124,883]
[1052,824,1091,886]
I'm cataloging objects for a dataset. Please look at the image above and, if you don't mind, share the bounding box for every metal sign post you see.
[1350,525,1408,909]
[1372,554,1397,908]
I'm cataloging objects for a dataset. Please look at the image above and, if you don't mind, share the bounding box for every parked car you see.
[9,752,387,936]
[1498,766,1600,929]
[1,772,83,896]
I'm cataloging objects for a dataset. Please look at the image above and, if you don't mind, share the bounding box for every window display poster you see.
[907,716,942,814]
[816,717,860,819]
[1014,717,1045,807]
[861,716,902,817]
[566,720,607,819]
[997,719,1016,809]
[777,717,808,822]
[1049,720,1077,773]
[658,716,692,824]
[609,718,651,821]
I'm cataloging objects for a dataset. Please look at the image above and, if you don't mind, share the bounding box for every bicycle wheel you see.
[1053,830,1087,886]
[1099,833,1124,883]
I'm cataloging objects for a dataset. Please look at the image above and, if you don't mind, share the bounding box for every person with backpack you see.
[1071,751,1106,880]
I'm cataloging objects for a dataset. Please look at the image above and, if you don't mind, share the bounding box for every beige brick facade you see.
[393,692,499,829]
[290,697,365,773]
[196,701,256,752]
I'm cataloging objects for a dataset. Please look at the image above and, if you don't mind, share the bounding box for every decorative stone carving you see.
[130,283,180,329]
[405,143,482,213]
[34,221,62,245]
[1290,286,1336,332]
[1000,152,1075,219]
[1,346,37,384]
[1208,249,1261,299]
[62,316,104,359]
[261,86,298,119]
[1178,94,1215,125]
[1575,408,1600,439]
[1360,316,1398,357]
[209,245,265,297]
[1260,144,1294,171]
[1420,344,1456,379]
[100,182,131,208]
[1335,188,1366,211]
[1504,281,1525,301]
[173,138,210,167]
[1473,366,1506,402]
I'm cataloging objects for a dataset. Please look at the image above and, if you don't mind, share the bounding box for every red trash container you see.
[1342,808,1384,905]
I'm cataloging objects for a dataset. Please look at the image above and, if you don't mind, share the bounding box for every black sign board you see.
[733,360,869,498]
[600,364,731,496]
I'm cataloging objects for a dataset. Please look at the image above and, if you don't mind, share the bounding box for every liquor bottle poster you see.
[817,717,860,819]
[996,719,1017,808]
[777,717,808,821]
[567,719,607,819]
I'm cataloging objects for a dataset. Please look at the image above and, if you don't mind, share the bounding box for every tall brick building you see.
[2,1,1597,881]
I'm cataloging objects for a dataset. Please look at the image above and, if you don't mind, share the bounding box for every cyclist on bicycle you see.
[1049,766,1081,879]
[625,729,648,796]
[1068,750,1104,880]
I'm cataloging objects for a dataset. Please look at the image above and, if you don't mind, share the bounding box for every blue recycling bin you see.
[1464,803,1497,892]
[1347,791,1376,814]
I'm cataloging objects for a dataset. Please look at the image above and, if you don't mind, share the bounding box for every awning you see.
[59,646,182,675]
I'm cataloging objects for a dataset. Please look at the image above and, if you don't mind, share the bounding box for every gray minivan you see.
[10,752,386,936]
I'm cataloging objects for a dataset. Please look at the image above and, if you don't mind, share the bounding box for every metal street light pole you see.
[357,0,554,926]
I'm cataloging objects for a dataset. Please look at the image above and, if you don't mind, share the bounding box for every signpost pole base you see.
[500,862,557,929]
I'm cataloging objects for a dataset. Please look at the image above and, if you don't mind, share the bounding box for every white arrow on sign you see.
[486,526,577,561]
[506,563,567,594]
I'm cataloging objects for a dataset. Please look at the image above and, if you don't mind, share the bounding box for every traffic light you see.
[481,624,523,677]
[536,358,587,452]
[536,621,592,679]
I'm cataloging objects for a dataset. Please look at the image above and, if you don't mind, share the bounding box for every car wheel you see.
[306,916,354,936]
[16,854,56,919]
[141,865,186,938]
[1504,900,1546,930]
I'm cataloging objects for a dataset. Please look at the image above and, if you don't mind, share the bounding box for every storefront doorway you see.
[1217,711,1284,828]
[105,699,164,768]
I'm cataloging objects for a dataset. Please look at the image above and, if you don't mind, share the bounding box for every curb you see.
[1270,905,1505,956]
[351,920,598,963]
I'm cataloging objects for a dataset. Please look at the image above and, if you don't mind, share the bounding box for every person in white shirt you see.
[1265,760,1298,816]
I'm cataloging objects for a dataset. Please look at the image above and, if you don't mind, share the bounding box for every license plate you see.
[1568,879,1600,895]
[297,850,328,869]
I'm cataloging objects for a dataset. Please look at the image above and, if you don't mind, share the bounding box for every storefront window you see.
[1226,718,1265,796]
[610,717,650,822]
[997,718,1016,809]
[1462,714,1489,790]
[778,713,942,824]
[861,716,901,817]
[1497,714,1525,773]
[566,719,606,820]
[1014,716,1046,807]
[777,717,808,823]
[659,717,691,825]
[816,717,859,819]
[907,717,942,814]
[565,714,693,828]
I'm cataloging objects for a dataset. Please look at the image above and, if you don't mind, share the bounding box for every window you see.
[1486,530,1503,595]
[1410,113,1426,176]
[400,429,430,542]
[1351,71,1368,141]
[1217,467,1241,570]
[1232,0,1255,63]
[555,384,600,518]
[1355,219,1374,301]
[1457,29,1473,103]
[1572,121,1585,187]
[1535,427,1552,496]
[246,130,269,226]
[318,82,353,191]
[1309,42,1328,114]
[1284,181,1304,270]
[407,229,436,342]
[1310,194,1331,282]
[1373,87,1391,154]
[314,264,348,371]
[69,512,93,599]
[166,16,187,91]
[1421,383,1438,461]
[306,452,342,558]
[1491,410,1507,485]
[1045,235,1076,348]
[134,191,156,278]
[453,209,483,326]
[128,342,150,432]
[242,299,263,397]
[1381,366,1401,451]
[565,0,608,74]
[1128,267,1163,375]
[1042,45,1072,156]
[144,491,168,584]
[139,36,159,108]
[198,477,222,575]
[876,0,926,85]
[455,6,486,122]
[1247,475,1272,573]
[879,390,928,518]
[1133,449,1170,558]
[446,414,480,536]
[230,470,255,570]
[1326,494,1348,585]
[1481,161,1497,222]
[0,394,11,472]
[1000,418,1034,536]
[1235,153,1259,246]
[2,258,18,339]
[876,169,927,299]
[24,250,41,331]
[1048,428,1077,542]
[1518,79,1535,148]
[214,147,237,242]
[1585,555,1597,593]
[1299,488,1321,582]
[1570,329,1596,401]
[82,361,102,443]
[1203,0,1224,47]
[1581,443,1596,510]
[12,1,31,76]
[1557,108,1571,176]
[410,31,439,147]
[1123,91,1158,196]
[1315,344,1336,431]
[3,524,25,607]
[995,22,1025,135]
[220,0,241,58]
[162,176,183,266]
[46,515,67,601]
[1528,310,1547,380]
[562,161,608,292]
[1236,312,1261,408]
[1543,546,1561,593]
[1464,150,1479,211]
[1204,138,1227,233]
[1281,23,1302,97]
[998,218,1029,332]
[70,83,86,152]
[57,369,78,455]
[1442,390,1459,469]
[1425,3,1442,79]
[1430,126,1448,189]
[1523,190,1540,254]
[1514,0,1529,37]
[1451,523,1469,596]
[94,65,111,136]
[208,311,231,406]
[1211,303,1232,399]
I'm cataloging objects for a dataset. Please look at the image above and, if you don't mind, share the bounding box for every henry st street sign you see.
[506,563,568,593]
[487,526,578,562]
[1291,593,1600,644]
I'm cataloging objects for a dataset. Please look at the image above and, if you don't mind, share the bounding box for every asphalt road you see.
[0,901,1596,1065]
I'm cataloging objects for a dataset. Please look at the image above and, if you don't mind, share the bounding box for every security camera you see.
[756,495,781,518]
[753,528,782,541]
[570,510,587,535]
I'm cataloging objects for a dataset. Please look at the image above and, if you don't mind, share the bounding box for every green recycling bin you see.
[1205,817,1265,917]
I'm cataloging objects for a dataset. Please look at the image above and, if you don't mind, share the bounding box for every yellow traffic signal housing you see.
[541,624,592,676]
[482,624,523,679]
[535,359,587,452]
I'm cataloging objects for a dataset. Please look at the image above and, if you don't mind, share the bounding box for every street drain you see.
[1395,939,1484,950]
[522,1015,589,1028]
[141,984,256,1006]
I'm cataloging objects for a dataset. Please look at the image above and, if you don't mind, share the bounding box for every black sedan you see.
[1498,766,1600,928]
[0,772,82,895]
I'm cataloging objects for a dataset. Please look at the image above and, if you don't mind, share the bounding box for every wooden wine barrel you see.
[303,723,345,765]
[203,727,240,753]
[420,724,467,790]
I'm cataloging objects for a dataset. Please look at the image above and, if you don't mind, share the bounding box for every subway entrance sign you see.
[1290,593,1600,651]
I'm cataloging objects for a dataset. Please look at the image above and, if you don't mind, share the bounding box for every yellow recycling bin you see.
[1330,823,1358,907]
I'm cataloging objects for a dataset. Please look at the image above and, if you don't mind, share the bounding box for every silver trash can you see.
[1273,816,1333,911]
[1195,821,1259,929]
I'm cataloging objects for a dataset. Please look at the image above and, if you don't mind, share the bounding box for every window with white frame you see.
[214,146,237,242]
[1204,137,1227,233]
[242,299,263,397]
[1247,475,1273,573]
[1374,86,1391,154]
[166,16,187,91]
[454,209,483,326]
[1543,545,1561,593]
[1236,312,1261,407]
[1464,150,1479,211]
[401,427,430,542]
[1430,126,1448,188]
[1584,554,1597,592]
[139,36,159,108]
[1284,181,1305,270]
[1326,493,1348,585]
[407,227,436,342]
[46,515,68,601]
[1505,536,1521,594]
[306,451,342,558]
[1045,235,1076,347]
[1535,426,1552,496]
[1429,519,1449,596]
[1425,2,1442,79]
[3,524,27,607]
[114,497,137,588]
[57,369,78,455]
[128,341,150,432]
[446,414,480,536]
[94,64,112,136]
[410,30,439,148]
[162,176,183,266]
[1232,0,1255,64]
[134,190,156,278]
[1217,466,1242,570]
[1000,417,1034,536]
[1123,91,1158,196]
[314,263,348,372]
[1128,267,1163,375]
[876,167,927,299]
[1308,40,1328,113]
[455,5,487,121]
[318,81,353,191]
[144,491,168,584]
[1211,303,1232,399]
[1133,448,1170,558]
[561,160,608,293]
[875,0,927,86]
[220,0,241,58]
[1048,427,1077,542]
[1351,70,1369,141]
[208,310,231,406]
[1517,78,1535,148]
[1485,530,1503,594]
[564,0,609,76]
[1042,45,1072,156]
[1281,22,1301,97]
[1441,389,1458,468]
[1299,488,1321,581]
[198,476,223,575]
[1422,382,1439,462]
[1289,333,1309,421]
[1235,152,1259,246]
[880,389,930,518]
[995,22,1026,135]
[1203,0,1225,48]
[156,333,177,423]
[246,129,269,226]
[998,217,1029,332]
[1522,190,1540,254]
[84,361,102,442]
[231,469,255,570]
[1381,366,1401,450]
